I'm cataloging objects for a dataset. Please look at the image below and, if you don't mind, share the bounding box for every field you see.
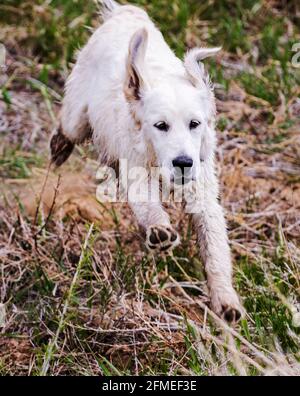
[0,0,299,375]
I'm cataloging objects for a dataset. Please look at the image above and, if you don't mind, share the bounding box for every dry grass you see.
[0,0,299,375]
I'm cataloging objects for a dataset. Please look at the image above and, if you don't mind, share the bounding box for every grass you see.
[0,0,300,375]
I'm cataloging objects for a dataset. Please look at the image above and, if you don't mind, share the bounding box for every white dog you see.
[50,0,243,322]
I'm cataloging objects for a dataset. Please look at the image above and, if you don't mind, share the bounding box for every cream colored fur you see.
[59,0,243,322]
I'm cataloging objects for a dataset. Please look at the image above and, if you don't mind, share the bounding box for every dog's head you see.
[124,28,220,184]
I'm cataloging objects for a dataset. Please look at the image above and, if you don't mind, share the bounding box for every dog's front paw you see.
[146,225,180,252]
[210,287,243,324]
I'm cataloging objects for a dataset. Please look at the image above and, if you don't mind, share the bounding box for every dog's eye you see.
[154,121,169,132]
[190,120,201,130]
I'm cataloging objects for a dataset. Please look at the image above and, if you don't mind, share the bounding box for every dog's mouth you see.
[157,166,195,187]
[171,173,194,186]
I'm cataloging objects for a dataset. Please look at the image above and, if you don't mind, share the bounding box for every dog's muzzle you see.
[172,155,194,185]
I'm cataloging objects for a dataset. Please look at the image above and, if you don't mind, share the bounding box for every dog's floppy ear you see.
[184,47,221,89]
[200,125,216,163]
[184,48,220,162]
[125,28,149,102]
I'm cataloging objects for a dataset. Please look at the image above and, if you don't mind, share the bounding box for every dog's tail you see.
[97,0,119,20]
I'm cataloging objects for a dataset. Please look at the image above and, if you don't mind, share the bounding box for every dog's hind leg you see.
[50,125,75,167]
[50,102,92,167]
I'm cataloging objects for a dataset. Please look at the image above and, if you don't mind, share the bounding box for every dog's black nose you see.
[172,156,193,173]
